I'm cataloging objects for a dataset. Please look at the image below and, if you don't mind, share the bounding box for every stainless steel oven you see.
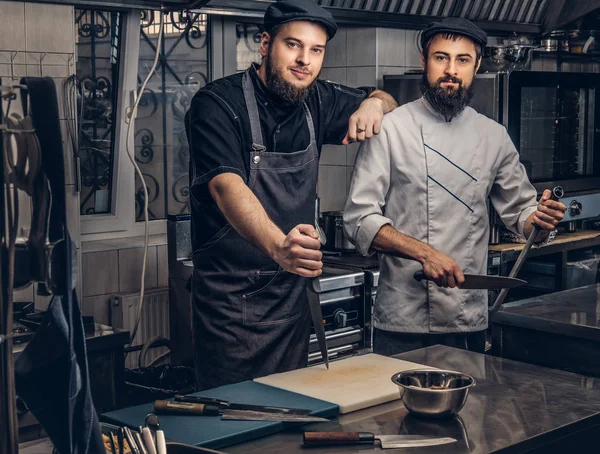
[506,71,600,195]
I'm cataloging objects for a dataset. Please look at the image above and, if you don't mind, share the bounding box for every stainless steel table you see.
[226,345,600,454]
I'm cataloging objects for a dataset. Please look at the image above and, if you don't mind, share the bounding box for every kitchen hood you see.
[22,0,600,35]
[21,0,211,10]
[198,0,552,34]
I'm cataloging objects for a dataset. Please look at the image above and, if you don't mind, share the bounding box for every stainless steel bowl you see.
[391,369,476,419]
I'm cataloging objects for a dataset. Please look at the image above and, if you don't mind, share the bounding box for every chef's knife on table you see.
[155,400,329,422]
[303,432,457,449]
[413,270,526,289]
[174,394,312,415]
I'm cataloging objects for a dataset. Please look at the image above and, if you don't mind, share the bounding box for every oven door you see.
[507,71,600,194]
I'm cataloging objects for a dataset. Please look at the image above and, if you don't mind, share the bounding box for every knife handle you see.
[174,395,227,407]
[154,400,220,416]
[413,270,427,282]
[303,432,375,446]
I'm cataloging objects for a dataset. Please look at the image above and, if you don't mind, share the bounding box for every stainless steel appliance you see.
[321,253,379,350]
[321,211,355,251]
[307,266,371,365]
[384,71,600,238]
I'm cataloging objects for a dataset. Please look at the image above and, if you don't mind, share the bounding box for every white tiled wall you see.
[81,235,168,325]
[0,1,80,308]
[318,26,421,212]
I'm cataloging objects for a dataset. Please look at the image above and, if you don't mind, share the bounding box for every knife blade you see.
[220,409,330,423]
[155,400,329,422]
[173,395,312,415]
[413,270,526,289]
[303,432,457,449]
[307,282,329,369]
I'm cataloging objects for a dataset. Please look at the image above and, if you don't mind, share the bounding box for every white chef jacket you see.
[344,97,538,333]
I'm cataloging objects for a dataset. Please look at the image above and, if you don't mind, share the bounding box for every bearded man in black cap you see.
[344,17,565,355]
[186,0,397,389]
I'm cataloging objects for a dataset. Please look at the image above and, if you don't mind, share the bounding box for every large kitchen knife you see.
[303,432,457,449]
[413,270,526,289]
[308,277,329,369]
[154,400,329,422]
[173,395,312,415]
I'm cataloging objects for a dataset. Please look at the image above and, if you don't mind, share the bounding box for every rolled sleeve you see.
[344,121,393,256]
[318,80,375,145]
[517,206,537,237]
[489,128,538,235]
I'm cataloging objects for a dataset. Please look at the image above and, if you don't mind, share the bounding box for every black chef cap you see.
[264,0,338,40]
[420,17,488,51]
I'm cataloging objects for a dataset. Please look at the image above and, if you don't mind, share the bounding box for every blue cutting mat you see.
[101,380,338,450]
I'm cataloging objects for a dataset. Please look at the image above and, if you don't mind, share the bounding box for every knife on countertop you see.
[413,270,527,289]
[155,400,330,422]
[303,432,457,449]
[174,395,312,415]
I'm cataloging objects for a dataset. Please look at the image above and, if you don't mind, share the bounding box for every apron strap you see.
[302,102,316,145]
[242,70,265,149]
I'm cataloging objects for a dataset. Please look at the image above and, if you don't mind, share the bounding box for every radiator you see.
[110,287,170,370]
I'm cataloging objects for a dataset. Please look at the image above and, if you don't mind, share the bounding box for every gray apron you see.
[191,69,319,390]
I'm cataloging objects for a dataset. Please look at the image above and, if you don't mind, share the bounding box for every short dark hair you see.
[268,23,285,41]
[422,32,482,61]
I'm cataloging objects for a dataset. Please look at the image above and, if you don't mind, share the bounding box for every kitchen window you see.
[75,8,123,216]
[134,10,209,221]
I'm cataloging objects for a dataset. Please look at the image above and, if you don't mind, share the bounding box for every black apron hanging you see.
[14,77,104,454]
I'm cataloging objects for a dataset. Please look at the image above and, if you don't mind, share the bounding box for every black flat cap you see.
[420,17,487,50]
[264,0,338,40]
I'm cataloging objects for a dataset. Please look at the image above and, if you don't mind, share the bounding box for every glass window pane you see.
[135,11,209,221]
[236,23,262,72]
[519,86,596,182]
[75,9,122,215]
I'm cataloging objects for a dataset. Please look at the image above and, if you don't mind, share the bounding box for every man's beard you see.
[420,68,475,121]
[265,51,318,104]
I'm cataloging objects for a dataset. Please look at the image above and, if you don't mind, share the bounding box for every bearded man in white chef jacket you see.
[343,17,567,356]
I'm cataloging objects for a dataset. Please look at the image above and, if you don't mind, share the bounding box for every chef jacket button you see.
[253,155,260,164]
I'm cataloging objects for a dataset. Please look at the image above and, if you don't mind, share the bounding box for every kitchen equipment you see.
[142,427,157,454]
[482,44,536,72]
[413,271,527,289]
[174,395,311,415]
[146,413,167,454]
[255,353,431,414]
[321,211,355,251]
[490,186,564,313]
[307,265,369,365]
[307,282,329,369]
[302,432,457,449]
[154,400,329,422]
[391,369,475,419]
[540,38,558,52]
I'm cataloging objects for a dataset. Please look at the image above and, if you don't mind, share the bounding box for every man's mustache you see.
[437,76,462,85]
[290,66,311,75]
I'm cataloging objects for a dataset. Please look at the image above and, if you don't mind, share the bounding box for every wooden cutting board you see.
[254,353,431,414]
